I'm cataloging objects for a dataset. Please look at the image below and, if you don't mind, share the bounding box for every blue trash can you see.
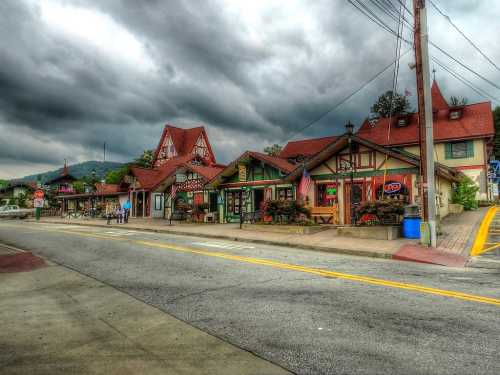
[402,217,421,239]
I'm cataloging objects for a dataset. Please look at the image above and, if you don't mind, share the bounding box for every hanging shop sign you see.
[383,182,402,194]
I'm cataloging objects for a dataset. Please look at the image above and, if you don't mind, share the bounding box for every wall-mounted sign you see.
[238,164,247,182]
[34,198,44,208]
[175,172,187,183]
[384,182,402,194]
[325,183,337,199]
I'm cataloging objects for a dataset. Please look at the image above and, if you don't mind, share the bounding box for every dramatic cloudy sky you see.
[1,0,499,179]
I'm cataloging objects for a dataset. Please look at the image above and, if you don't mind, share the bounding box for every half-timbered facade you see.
[209,151,298,223]
[127,124,222,219]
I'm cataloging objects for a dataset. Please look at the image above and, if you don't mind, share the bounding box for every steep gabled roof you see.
[153,124,216,165]
[95,183,121,194]
[431,80,449,110]
[209,151,299,187]
[280,136,338,159]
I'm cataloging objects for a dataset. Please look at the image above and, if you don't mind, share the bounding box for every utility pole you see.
[103,142,106,162]
[413,0,437,247]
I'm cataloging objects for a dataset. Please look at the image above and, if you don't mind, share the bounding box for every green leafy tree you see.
[73,181,86,194]
[452,176,479,210]
[105,165,130,184]
[264,144,283,156]
[371,90,411,118]
[449,96,468,106]
[493,106,500,159]
[0,179,7,188]
[16,192,28,208]
[134,150,154,168]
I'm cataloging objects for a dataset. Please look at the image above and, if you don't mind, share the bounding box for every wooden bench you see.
[308,205,339,225]
[169,211,191,225]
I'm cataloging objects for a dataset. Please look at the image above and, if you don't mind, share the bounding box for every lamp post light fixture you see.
[345,121,354,135]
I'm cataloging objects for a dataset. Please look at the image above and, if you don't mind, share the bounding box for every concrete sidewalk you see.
[0,246,290,375]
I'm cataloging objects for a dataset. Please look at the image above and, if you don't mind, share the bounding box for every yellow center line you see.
[2,223,500,307]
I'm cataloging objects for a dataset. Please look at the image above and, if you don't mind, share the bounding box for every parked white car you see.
[0,205,34,219]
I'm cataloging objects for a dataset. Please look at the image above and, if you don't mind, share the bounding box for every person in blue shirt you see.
[123,199,132,223]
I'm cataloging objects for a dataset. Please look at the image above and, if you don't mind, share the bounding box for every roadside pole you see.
[413,0,437,247]
[34,189,45,222]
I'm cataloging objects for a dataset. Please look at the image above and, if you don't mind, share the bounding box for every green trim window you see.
[277,187,293,201]
[445,141,474,159]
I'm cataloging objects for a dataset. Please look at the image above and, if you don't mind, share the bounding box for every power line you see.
[432,57,500,105]
[428,0,500,73]
[429,41,500,91]
[347,1,500,92]
[287,48,412,140]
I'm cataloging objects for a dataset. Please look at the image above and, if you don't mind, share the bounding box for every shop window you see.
[226,191,242,214]
[376,180,409,203]
[445,141,473,159]
[316,183,338,207]
[277,187,293,201]
[154,195,163,210]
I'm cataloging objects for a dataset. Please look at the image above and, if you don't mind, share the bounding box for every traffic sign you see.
[34,189,44,199]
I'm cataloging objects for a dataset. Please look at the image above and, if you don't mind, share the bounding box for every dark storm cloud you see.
[0,0,498,178]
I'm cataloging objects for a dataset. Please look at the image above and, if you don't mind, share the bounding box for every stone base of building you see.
[337,225,400,240]
[241,223,328,235]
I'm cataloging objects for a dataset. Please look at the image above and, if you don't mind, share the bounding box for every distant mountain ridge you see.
[13,161,124,184]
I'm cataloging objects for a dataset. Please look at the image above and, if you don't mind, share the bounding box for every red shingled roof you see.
[357,81,494,146]
[247,152,298,173]
[131,154,194,190]
[279,136,338,159]
[185,163,225,180]
[95,183,121,194]
[356,101,494,146]
[431,80,449,110]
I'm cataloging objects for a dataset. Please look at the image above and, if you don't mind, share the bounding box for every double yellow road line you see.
[2,223,500,307]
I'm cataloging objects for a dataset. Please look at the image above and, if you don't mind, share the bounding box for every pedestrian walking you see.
[123,199,131,223]
[115,205,124,224]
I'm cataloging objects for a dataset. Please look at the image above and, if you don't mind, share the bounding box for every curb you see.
[30,220,395,260]
[470,206,497,256]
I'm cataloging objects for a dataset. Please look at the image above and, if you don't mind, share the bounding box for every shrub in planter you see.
[355,200,404,225]
[261,199,311,224]
[452,176,479,210]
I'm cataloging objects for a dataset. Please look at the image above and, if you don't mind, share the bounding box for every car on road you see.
[0,205,34,219]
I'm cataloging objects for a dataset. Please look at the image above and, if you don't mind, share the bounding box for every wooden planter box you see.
[337,225,400,240]
[241,223,328,235]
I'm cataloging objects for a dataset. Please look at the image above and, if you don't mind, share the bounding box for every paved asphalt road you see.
[0,220,499,375]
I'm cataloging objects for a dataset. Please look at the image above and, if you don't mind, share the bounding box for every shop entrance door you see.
[344,182,365,224]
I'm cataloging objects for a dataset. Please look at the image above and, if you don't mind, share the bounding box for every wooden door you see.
[344,182,365,224]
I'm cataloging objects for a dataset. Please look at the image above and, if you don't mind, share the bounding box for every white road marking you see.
[193,241,255,250]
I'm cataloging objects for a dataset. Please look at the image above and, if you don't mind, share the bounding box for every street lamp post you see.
[346,122,355,225]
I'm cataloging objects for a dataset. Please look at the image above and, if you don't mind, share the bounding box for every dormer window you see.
[449,109,463,120]
[395,113,410,127]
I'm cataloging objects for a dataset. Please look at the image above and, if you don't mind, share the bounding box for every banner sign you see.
[384,182,402,194]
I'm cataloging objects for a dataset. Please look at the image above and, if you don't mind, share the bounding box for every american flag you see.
[298,169,312,200]
[171,184,177,199]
